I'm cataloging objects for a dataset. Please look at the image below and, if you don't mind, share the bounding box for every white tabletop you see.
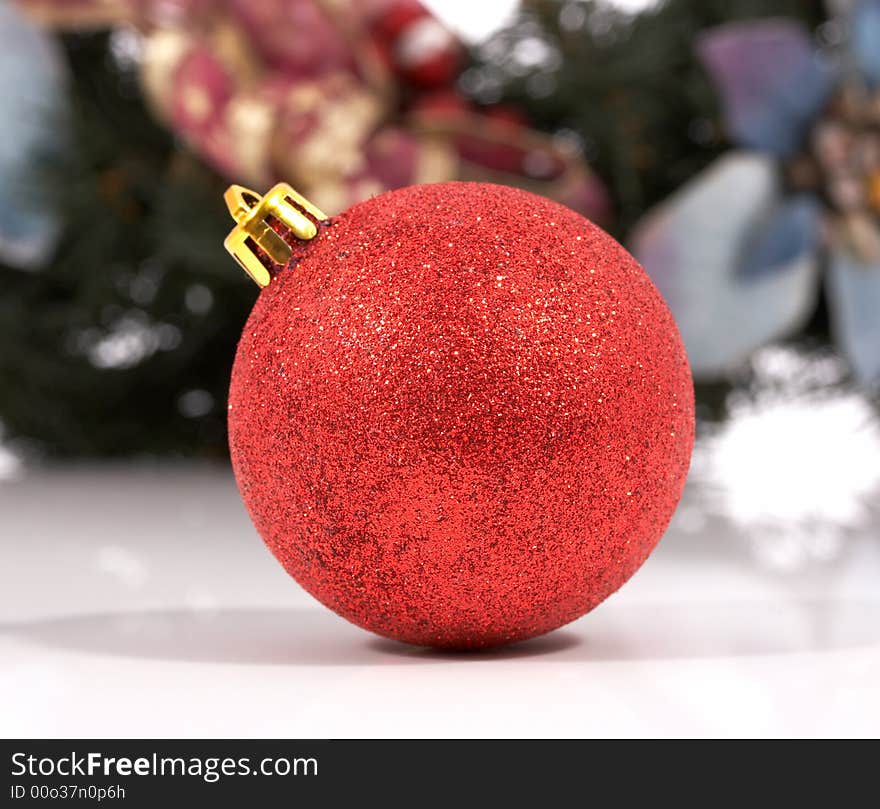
[2,465,878,738]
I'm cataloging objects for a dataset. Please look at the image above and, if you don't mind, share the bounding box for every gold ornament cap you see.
[223,183,328,287]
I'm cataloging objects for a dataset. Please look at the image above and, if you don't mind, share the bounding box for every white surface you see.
[1,465,879,738]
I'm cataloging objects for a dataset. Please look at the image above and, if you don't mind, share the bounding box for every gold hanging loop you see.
[223,183,328,287]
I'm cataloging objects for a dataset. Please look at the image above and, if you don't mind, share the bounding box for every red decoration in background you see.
[17,0,610,221]
[228,0,358,76]
[368,0,461,88]
[229,183,693,648]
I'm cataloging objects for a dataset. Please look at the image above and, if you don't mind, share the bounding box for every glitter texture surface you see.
[229,182,694,648]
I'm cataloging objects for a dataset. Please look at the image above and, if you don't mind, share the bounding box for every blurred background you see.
[3,0,879,569]
[2,0,880,737]
[1,0,880,621]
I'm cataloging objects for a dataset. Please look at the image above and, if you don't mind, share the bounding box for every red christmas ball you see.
[229,182,693,648]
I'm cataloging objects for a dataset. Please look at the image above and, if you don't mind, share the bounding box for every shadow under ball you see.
[229,182,694,648]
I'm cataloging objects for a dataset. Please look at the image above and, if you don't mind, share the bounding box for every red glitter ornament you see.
[227,181,693,648]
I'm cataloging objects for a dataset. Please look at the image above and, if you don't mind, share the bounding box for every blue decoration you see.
[0,3,67,270]
[635,16,880,384]
[827,251,880,383]
[853,0,880,85]
[738,195,823,280]
[698,21,833,156]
